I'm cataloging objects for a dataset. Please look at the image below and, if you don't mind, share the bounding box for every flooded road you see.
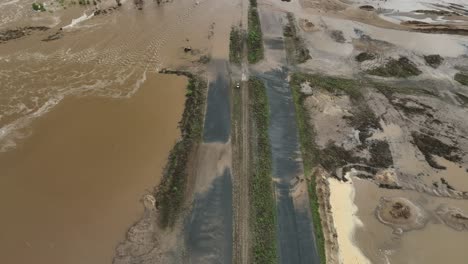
[184,60,233,264]
[0,73,187,264]
[255,6,320,264]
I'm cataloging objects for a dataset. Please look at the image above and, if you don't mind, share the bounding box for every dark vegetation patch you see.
[155,70,206,228]
[93,6,120,16]
[413,9,460,16]
[408,25,468,36]
[369,140,394,168]
[455,72,468,86]
[229,26,243,64]
[291,72,362,100]
[198,55,211,64]
[402,20,430,26]
[424,54,443,68]
[0,26,49,43]
[355,52,376,62]
[249,78,278,264]
[346,106,381,142]
[359,5,375,11]
[247,0,264,63]
[367,57,422,78]
[455,92,468,106]
[283,13,311,64]
[32,2,46,11]
[290,74,326,264]
[319,143,362,174]
[330,30,346,43]
[318,139,392,176]
[412,132,461,169]
[379,184,402,189]
[440,177,455,190]
[390,97,434,116]
[371,81,436,100]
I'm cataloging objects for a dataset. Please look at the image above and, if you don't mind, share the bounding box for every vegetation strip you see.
[247,0,264,63]
[155,70,206,228]
[289,74,326,264]
[230,26,244,64]
[249,78,277,263]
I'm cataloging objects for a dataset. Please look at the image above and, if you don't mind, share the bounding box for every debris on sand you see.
[283,13,311,64]
[184,46,192,52]
[42,32,63,42]
[355,52,376,62]
[300,81,313,95]
[374,168,401,189]
[436,204,468,231]
[300,19,315,32]
[376,197,429,233]
[0,26,49,43]
[455,72,468,86]
[367,57,422,78]
[134,0,143,10]
[424,55,443,68]
[359,5,375,11]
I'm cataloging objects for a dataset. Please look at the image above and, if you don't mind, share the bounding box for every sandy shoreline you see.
[328,177,371,264]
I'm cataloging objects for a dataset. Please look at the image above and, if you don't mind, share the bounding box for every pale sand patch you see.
[328,177,371,264]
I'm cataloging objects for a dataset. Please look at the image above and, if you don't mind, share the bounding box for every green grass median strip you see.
[155,71,206,228]
[247,0,264,64]
[249,78,277,264]
[230,26,244,64]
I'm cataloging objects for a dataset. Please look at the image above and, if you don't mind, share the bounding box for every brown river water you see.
[0,0,237,262]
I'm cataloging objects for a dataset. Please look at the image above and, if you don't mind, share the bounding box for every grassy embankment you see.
[247,0,264,63]
[249,78,277,264]
[155,70,206,228]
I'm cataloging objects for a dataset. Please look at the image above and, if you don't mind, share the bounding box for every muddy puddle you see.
[0,73,186,264]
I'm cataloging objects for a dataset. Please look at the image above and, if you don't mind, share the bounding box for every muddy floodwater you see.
[0,73,186,264]
[0,0,239,261]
